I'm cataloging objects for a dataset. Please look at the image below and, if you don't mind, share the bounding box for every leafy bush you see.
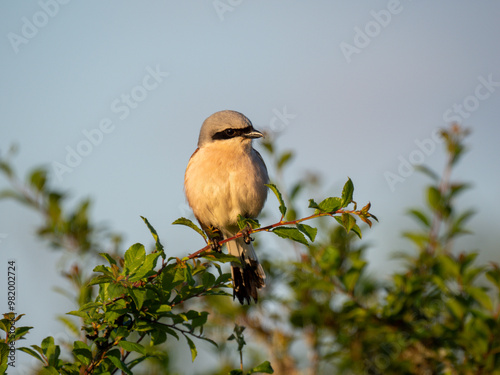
[1,124,499,374]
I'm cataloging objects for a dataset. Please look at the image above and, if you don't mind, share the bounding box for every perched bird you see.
[184,110,269,304]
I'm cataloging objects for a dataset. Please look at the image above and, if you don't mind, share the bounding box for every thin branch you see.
[187,208,362,259]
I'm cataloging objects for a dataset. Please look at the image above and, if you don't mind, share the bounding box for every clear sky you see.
[1,1,500,373]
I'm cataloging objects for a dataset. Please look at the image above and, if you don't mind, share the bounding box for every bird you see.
[184,110,269,304]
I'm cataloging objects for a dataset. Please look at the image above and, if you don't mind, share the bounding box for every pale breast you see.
[184,142,268,230]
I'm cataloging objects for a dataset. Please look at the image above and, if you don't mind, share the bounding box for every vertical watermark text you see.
[6,259,17,368]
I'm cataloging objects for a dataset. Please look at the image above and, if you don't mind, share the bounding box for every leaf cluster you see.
[1,124,499,374]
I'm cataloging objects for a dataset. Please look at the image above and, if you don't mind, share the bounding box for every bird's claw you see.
[209,239,222,252]
[206,226,223,252]
[239,224,254,245]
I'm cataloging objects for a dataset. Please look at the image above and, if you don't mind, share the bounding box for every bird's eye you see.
[225,129,235,137]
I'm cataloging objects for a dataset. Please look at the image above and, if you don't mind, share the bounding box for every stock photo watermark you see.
[384,129,443,192]
[442,74,500,123]
[213,0,243,21]
[268,106,297,134]
[7,0,72,54]
[6,259,17,368]
[384,73,499,192]
[51,64,169,182]
[340,0,411,63]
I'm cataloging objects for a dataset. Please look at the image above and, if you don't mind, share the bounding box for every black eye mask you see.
[212,126,254,141]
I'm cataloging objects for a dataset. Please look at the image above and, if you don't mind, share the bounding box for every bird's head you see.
[197,110,264,148]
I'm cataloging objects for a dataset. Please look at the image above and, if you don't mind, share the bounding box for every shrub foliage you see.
[0,124,499,374]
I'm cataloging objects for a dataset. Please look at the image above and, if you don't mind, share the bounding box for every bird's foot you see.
[208,239,222,253]
[207,226,223,252]
[203,226,224,253]
[239,224,254,245]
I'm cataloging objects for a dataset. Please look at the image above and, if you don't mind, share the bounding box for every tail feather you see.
[226,237,265,304]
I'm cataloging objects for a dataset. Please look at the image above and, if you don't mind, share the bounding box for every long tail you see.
[225,236,265,304]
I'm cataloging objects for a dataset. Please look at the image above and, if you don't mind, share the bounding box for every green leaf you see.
[236,215,261,231]
[188,310,209,329]
[437,254,460,278]
[446,298,466,321]
[29,168,47,192]
[14,325,32,340]
[104,282,127,301]
[41,336,55,356]
[0,320,7,334]
[72,341,92,365]
[202,272,216,289]
[308,199,320,209]
[88,275,113,286]
[129,252,161,282]
[277,151,294,169]
[185,335,197,361]
[467,286,493,311]
[0,189,28,204]
[343,268,363,292]
[341,178,354,207]
[407,208,431,228]
[41,336,60,367]
[92,264,113,277]
[296,223,317,242]
[449,183,472,198]
[100,253,117,266]
[427,186,442,211]
[403,232,429,249]
[350,221,362,238]
[108,349,133,375]
[290,181,303,201]
[124,243,146,275]
[128,287,147,310]
[0,343,7,374]
[141,216,165,255]
[202,251,240,264]
[127,356,149,370]
[448,209,476,239]
[266,183,287,218]
[0,160,14,178]
[415,165,440,181]
[38,367,60,375]
[317,197,342,213]
[157,304,172,313]
[172,217,207,241]
[118,341,146,355]
[249,360,274,374]
[151,330,167,346]
[261,138,274,154]
[10,313,25,323]
[486,267,500,289]
[18,346,44,363]
[29,344,45,360]
[272,227,309,246]
[335,213,356,234]
[155,322,179,340]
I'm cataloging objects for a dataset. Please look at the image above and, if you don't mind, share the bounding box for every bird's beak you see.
[244,128,264,139]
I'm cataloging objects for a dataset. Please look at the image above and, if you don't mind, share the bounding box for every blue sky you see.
[1,1,500,372]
